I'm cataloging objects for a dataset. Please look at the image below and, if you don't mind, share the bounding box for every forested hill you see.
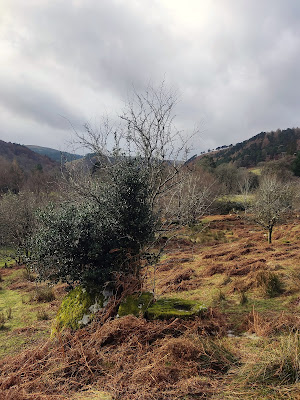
[200,127,300,168]
[0,140,58,172]
[26,145,83,163]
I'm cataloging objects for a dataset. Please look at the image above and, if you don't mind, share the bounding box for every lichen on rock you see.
[118,292,154,317]
[51,286,104,335]
[146,298,207,320]
[117,293,207,320]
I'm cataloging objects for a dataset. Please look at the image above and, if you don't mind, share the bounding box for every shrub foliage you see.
[30,159,155,288]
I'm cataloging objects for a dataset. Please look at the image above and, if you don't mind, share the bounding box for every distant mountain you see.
[196,127,300,168]
[0,140,58,172]
[26,145,83,163]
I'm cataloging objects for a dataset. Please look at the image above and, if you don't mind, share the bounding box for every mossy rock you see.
[118,292,154,317]
[52,286,103,335]
[145,298,207,320]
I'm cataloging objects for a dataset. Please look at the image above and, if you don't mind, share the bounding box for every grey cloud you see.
[0,77,83,130]
[1,0,300,153]
[10,0,173,93]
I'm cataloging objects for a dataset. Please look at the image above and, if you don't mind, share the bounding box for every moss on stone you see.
[52,286,103,335]
[118,292,154,317]
[117,293,206,320]
[145,298,207,320]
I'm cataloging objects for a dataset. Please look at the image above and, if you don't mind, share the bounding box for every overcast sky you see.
[1,0,300,154]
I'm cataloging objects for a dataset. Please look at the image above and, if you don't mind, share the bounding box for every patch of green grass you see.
[163,274,226,304]
[200,218,211,224]
[226,295,290,314]
[1,268,25,288]
[163,223,231,246]
[0,334,30,356]
[0,286,54,358]
[219,295,293,332]
[0,327,50,359]
[239,332,300,385]
[218,194,254,203]
[0,288,36,330]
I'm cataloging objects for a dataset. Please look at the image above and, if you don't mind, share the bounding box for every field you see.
[1,214,300,399]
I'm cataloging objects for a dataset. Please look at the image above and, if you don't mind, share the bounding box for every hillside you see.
[26,145,83,163]
[197,127,300,168]
[1,215,300,399]
[0,140,58,172]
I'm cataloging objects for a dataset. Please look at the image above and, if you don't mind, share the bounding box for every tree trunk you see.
[268,227,273,244]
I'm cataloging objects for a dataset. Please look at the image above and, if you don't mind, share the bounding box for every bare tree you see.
[236,168,258,205]
[73,82,195,210]
[120,83,193,205]
[164,168,217,226]
[65,83,201,296]
[248,176,294,243]
[215,163,239,194]
[0,191,39,262]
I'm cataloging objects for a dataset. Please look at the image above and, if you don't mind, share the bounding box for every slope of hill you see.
[198,127,300,168]
[26,145,83,163]
[0,140,58,171]
[1,215,300,399]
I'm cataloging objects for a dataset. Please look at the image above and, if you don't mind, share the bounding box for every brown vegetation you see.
[0,311,230,400]
[2,214,300,398]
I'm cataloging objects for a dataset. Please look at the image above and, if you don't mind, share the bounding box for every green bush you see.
[30,158,155,289]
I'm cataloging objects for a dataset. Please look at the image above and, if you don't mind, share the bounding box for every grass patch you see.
[1,268,27,288]
[36,309,50,321]
[240,331,300,384]
[224,296,289,314]
[0,287,53,358]
[0,288,36,330]
[30,286,56,303]
[257,271,284,298]
[219,194,255,203]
